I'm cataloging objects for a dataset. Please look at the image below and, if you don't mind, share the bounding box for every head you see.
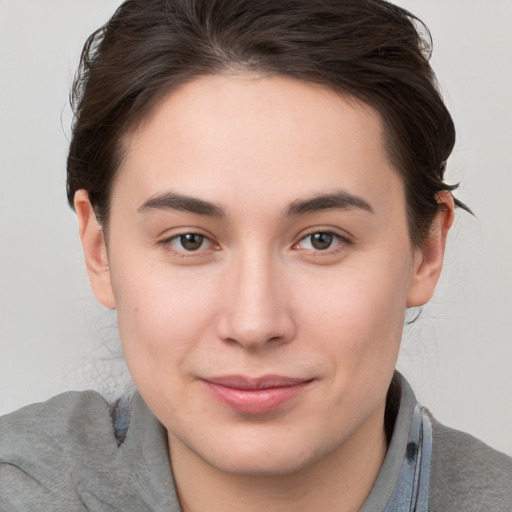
[70,0,463,478]
[68,0,467,246]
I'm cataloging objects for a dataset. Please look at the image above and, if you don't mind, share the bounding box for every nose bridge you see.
[218,244,294,348]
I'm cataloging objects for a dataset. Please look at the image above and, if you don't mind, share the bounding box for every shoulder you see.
[0,391,116,511]
[0,390,116,454]
[429,417,512,511]
[1,390,178,511]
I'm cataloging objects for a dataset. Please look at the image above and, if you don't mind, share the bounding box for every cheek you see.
[110,258,220,385]
[298,252,412,367]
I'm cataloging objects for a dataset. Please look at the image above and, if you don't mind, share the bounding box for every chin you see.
[181,425,337,478]
[207,448,319,477]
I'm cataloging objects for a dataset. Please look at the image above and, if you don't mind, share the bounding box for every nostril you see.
[216,311,296,350]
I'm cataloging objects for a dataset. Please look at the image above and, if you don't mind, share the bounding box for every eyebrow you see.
[137,192,225,217]
[137,189,373,218]
[285,190,374,216]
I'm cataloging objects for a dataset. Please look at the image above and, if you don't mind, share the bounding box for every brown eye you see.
[310,232,333,250]
[171,233,208,251]
[297,231,343,251]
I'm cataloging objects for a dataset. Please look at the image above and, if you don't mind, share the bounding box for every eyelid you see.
[157,228,220,256]
[156,226,352,257]
[170,233,211,252]
[292,228,352,253]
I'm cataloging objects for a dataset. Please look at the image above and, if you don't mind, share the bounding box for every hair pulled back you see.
[67,0,469,247]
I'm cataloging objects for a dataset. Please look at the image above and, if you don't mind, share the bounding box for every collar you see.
[360,373,432,512]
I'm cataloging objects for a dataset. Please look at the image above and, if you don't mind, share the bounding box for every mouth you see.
[200,375,315,414]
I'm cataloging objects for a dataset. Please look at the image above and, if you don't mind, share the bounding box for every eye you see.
[296,231,343,251]
[169,233,211,252]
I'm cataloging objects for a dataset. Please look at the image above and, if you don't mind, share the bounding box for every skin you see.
[76,74,453,512]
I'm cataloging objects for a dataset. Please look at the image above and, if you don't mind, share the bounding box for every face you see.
[78,74,448,477]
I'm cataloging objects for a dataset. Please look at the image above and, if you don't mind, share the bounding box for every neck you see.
[168,403,388,512]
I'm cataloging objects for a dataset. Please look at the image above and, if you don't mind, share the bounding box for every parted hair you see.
[67,0,469,247]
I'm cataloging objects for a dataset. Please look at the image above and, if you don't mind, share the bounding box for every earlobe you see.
[406,192,455,307]
[74,190,116,309]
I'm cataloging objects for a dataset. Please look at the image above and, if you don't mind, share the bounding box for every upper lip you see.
[202,375,313,390]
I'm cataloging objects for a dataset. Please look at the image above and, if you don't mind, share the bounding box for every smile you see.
[201,375,315,414]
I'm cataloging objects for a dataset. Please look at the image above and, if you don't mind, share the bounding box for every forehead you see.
[115,74,404,217]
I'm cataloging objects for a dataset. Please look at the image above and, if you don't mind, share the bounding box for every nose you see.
[215,251,296,350]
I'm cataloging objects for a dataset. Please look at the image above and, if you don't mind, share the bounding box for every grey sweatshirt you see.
[1,377,511,511]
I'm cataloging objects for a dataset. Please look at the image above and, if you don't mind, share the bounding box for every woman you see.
[1,0,511,510]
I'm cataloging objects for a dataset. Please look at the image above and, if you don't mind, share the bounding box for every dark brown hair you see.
[67,0,469,247]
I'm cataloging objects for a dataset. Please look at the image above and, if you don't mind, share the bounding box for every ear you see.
[406,191,455,307]
[74,190,116,309]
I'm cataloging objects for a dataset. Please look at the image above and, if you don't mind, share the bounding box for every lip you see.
[201,375,314,414]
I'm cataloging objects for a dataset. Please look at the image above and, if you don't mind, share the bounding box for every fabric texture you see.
[1,376,511,511]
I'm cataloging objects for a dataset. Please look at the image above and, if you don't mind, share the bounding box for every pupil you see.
[181,234,203,251]
[311,232,332,250]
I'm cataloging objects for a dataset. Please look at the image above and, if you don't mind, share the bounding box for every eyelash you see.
[158,232,214,256]
[293,230,351,254]
[159,229,350,258]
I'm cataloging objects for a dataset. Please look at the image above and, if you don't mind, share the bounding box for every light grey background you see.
[1,1,511,455]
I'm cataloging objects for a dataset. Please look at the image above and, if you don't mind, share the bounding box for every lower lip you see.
[202,381,312,414]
